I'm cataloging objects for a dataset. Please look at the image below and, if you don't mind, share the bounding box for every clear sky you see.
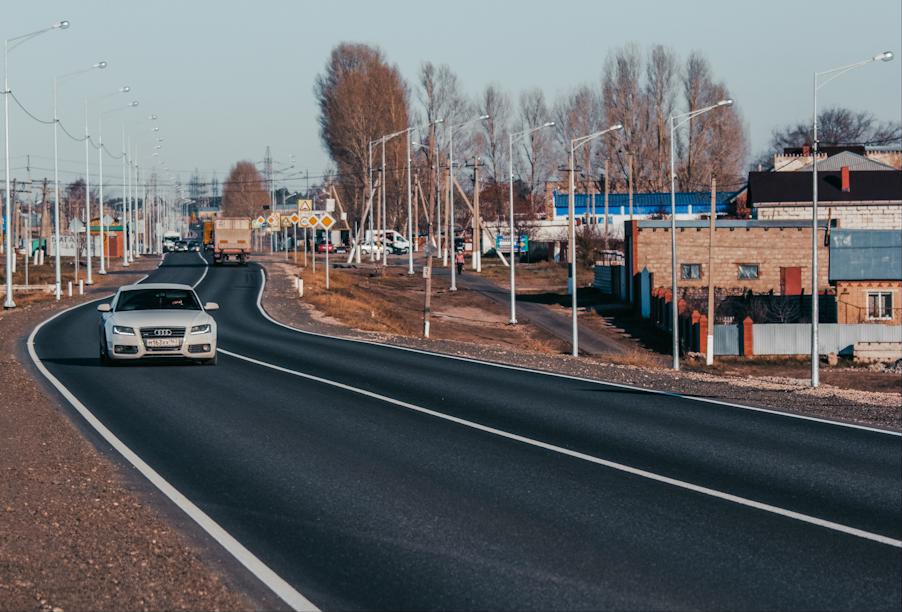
[4,0,901,193]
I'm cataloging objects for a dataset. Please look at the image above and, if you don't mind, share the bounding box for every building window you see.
[867,292,893,320]
[681,263,702,280]
[737,264,759,280]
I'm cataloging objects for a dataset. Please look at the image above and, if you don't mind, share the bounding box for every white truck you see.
[162,231,181,253]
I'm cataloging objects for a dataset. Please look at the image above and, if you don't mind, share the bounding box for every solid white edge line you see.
[217,346,902,550]
[193,250,209,289]
[26,261,318,612]
[251,268,900,437]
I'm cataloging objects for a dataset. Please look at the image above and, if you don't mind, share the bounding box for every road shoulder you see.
[258,257,901,433]
[1,258,256,612]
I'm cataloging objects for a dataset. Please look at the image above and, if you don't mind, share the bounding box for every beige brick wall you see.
[757,205,902,230]
[835,281,902,324]
[633,225,830,294]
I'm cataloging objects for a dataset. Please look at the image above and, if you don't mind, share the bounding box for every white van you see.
[365,229,410,254]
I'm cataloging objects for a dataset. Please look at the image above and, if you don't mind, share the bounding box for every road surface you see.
[30,252,901,611]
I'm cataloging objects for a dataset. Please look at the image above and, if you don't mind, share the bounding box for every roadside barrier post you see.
[67,281,72,297]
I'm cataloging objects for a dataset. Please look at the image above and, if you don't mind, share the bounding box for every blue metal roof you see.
[553,191,738,217]
[829,230,901,281]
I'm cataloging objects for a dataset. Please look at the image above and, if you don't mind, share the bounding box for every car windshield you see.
[115,288,201,311]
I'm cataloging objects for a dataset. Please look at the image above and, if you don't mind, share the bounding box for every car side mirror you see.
[204,302,219,311]
[97,303,112,313]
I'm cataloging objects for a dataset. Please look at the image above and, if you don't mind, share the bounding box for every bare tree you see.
[517,88,553,216]
[553,85,603,196]
[474,84,511,221]
[601,44,646,191]
[314,43,409,229]
[752,106,902,168]
[221,160,268,218]
[645,45,678,191]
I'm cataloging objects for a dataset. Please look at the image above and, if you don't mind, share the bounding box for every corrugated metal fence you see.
[753,323,902,356]
[714,325,740,356]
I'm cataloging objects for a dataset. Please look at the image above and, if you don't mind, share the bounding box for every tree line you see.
[313,42,748,232]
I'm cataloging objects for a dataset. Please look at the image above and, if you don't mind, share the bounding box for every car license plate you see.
[145,338,181,348]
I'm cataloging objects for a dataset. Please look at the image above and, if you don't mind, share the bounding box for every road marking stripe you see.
[26,266,318,612]
[252,268,900,437]
[193,250,209,288]
[217,346,902,549]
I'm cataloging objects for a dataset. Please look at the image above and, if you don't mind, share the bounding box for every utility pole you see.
[628,153,634,221]
[603,158,610,250]
[706,175,716,366]
[470,157,484,272]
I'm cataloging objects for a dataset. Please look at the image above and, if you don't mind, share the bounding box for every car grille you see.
[140,327,186,338]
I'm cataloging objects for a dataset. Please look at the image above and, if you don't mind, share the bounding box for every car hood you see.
[110,310,213,329]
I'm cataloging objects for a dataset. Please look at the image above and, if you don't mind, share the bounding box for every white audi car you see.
[97,283,219,365]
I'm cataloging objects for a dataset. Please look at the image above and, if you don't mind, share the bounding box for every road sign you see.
[319,213,335,230]
[298,199,313,212]
[267,214,278,226]
[69,218,85,233]
[306,214,319,227]
[256,215,266,225]
[289,212,300,225]
[325,198,335,212]
[298,216,311,228]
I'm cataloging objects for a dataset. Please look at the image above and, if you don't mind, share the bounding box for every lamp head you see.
[434,118,445,125]
[611,123,624,131]
[479,114,490,120]
[129,100,139,107]
[149,114,158,120]
[120,86,130,93]
[543,122,555,128]
[54,20,70,30]
[717,99,734,107]
[95,60,108,69]
[876,50,894,62]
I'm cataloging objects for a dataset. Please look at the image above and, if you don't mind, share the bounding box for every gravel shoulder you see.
[260,257,901,433]
[1,257,256,612]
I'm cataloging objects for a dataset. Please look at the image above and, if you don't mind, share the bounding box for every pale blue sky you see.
[4,0,901,192]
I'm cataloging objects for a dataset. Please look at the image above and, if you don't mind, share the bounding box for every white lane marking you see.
[193,250,209,289]
[26,278,318,612]
[252,268,900,437]
[218,346,902,549]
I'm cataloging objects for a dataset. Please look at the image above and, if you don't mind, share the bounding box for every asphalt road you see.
[31,252,901,611]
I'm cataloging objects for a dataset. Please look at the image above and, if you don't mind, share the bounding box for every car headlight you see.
[112,325,135,336]
[190,324,211,335]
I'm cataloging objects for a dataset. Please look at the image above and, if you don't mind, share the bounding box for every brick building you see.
[748,150,902,230]
[623,219,831,301]
[830,229,901,324]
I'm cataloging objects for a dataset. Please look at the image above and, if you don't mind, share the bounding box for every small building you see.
[830,229,901,325]
[623,219,831,302]
[748,151,902,230]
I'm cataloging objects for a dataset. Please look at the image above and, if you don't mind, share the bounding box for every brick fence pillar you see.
[742,316,754,357]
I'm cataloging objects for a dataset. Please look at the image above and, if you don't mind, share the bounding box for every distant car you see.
[97,283,219,365]
[387,243,409,255]
[187,240,200,252]
[315,242,335,253]
[175,240,189,252]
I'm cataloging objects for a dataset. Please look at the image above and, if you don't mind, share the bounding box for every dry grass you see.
[603,348,669,369]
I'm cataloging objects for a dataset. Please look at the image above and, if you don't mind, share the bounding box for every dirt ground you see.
[1,257,253,612]
[283,254,571,355]
[260,254,901,431]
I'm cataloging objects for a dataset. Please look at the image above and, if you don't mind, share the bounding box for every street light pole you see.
[508,122,554,324]
[4,19,69,308]
[669,99,733,371]
[448,115,489,292]
[569,124,623,356]
[808,50,893,388]
[98,96,137,274]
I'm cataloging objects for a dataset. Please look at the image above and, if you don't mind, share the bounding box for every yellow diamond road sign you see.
[256,215,266,224]
[267,214,277,226]
[307,214,319,227]
[320,214,335,229]
[289,213,300,225]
